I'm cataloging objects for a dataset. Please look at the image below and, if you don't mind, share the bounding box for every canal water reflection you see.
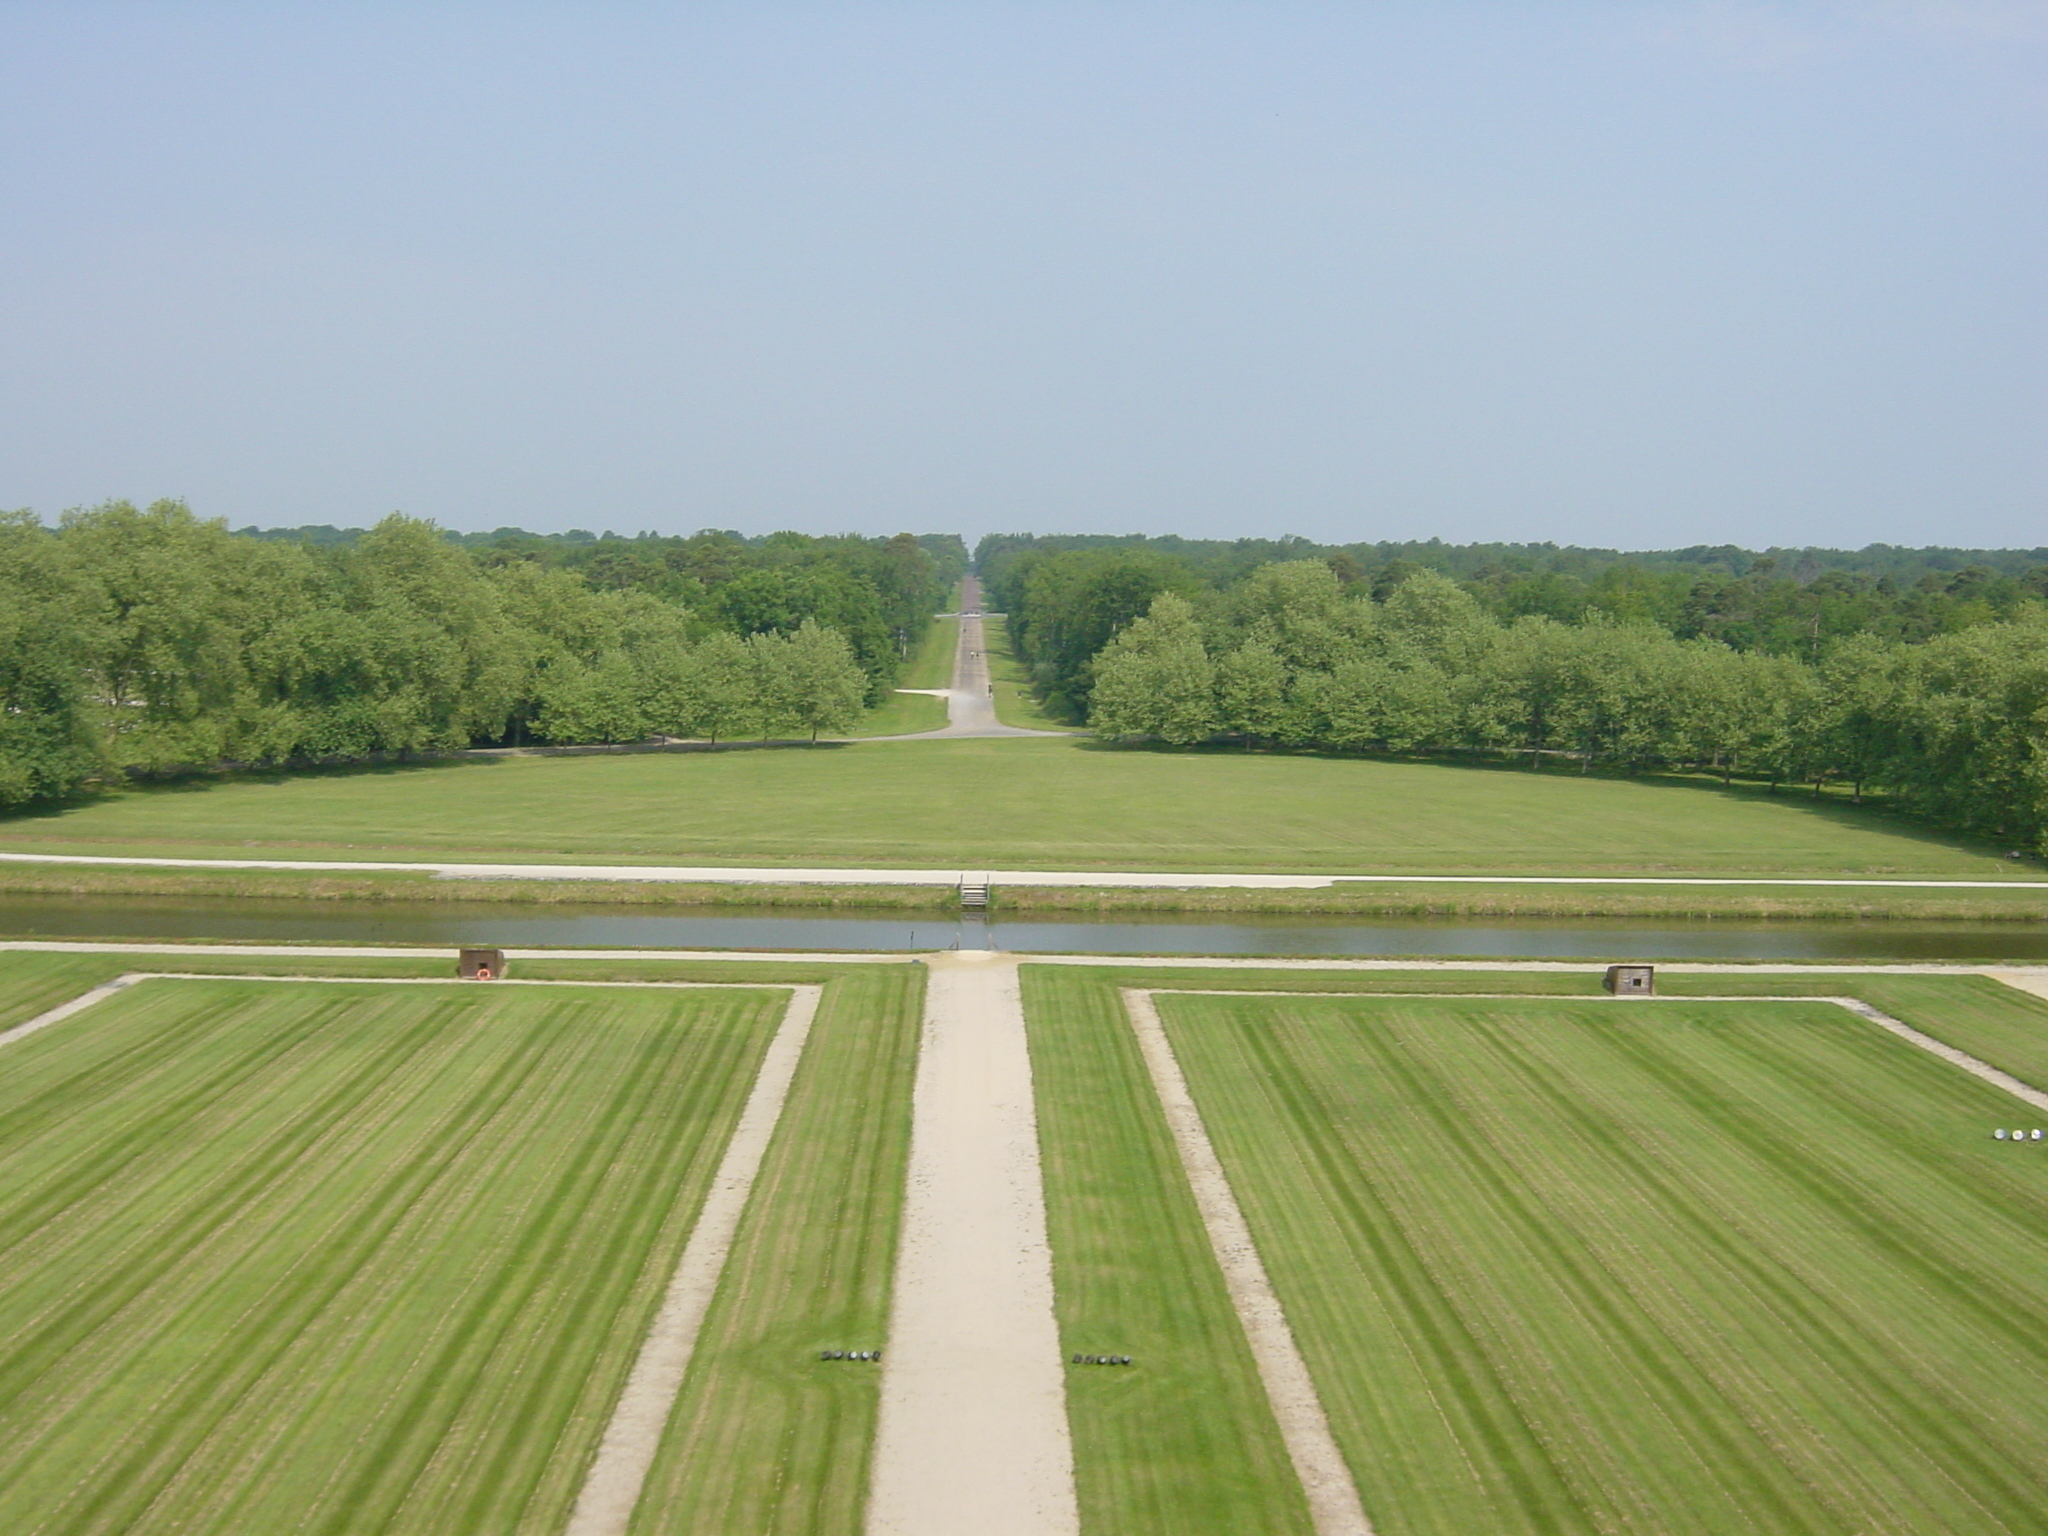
[0,894,2045,960]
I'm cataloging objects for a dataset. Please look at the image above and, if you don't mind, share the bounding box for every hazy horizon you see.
[3,3,2042,550]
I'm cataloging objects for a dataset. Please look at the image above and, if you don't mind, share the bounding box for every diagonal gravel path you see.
[565,981,824,1536]
[1121,986,1375,1536]
[0,968,824,1536]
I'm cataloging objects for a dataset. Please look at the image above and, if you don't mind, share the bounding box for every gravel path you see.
[876,577,1073,740]
[867,951,1077,1536]
[0,974,144,1046]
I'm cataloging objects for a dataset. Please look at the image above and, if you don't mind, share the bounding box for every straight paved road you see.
[889,576,1069,739]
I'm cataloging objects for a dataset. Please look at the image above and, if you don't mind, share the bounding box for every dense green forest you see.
[0,502,964,804]
[982,536,2048,852]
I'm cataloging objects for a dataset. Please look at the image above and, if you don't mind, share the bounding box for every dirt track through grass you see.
[1159,991,2048,1535]
[0,977,787,1535]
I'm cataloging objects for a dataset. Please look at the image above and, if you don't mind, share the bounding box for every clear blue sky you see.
[1,3,2041,548]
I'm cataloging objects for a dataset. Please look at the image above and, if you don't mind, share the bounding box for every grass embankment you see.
[850,618,957,737]
[3,737,2040,905]
[1154,987,2048,1534]
[983,614,1077,731]
[0,974,787,1534]
[1024,966,1314,1534]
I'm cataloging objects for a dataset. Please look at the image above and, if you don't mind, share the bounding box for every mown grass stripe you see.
[176,993,756,1533]
[1140,988,2048,1535]
[306,996,776,1534]
[1020,968,1320,1536]
[31,994,581,1533]
[1436,1005,2033,1529]
[626,967,923,1536]
[0,978,787,1536]
[1574,1013,2048,1524]
[1210,1001,1618,1535]
[0,989,469,1425]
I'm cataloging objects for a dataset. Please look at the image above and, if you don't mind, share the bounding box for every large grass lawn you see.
[0,736,2027,878]
[1157,988,2048,1535]
[0,975,789,1535]
[1657,970,2048,1091]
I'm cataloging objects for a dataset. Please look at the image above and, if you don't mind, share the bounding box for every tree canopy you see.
[0,502,932,803]
[1070,556,2048,853]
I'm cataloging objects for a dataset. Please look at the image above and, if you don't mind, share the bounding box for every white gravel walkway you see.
[866,951,1077,1536]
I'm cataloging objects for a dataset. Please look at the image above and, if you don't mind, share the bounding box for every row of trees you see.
[1083,562,2048,851]
[982,534,2048,711]
[250,522,969,700]
[0,502,925,806]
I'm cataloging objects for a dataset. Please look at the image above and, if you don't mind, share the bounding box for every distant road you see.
[883,575,1068,739]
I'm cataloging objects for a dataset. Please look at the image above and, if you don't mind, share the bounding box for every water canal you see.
[2,893,2046,960]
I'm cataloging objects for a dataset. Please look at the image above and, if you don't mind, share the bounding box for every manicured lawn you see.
[631,964,923,1535]
[0,976,788,1535]
[1024,967,1314,1535]
[900,616,958,690]
[1660,971,2048,1094]
[1157,989,2048,1535]
[848,691,948,736]
[0,952,139,1029]
[0,950,458,1028]
[0,736,2028,878]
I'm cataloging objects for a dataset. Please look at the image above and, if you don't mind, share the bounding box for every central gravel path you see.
[867,951,1078,1536]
